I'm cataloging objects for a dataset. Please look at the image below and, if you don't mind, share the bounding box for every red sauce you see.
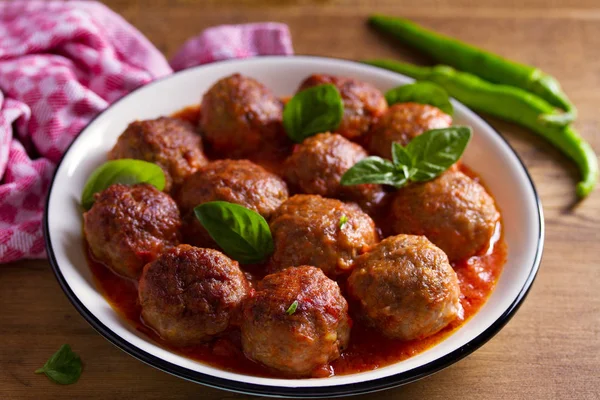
[171,105,201,125]
[87,104,507,378]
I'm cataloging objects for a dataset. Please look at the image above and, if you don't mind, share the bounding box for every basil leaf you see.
[392,142,413,167]
[340,156,408,187]
[341,127,471,188]
[392,143,414,179]
[35,344,82,385]
[339,215,348,229]
[406,126,472,182]
[283,84,344,143]
[81,159,165,210]
[385,82,453,116]
[194,201,274,264]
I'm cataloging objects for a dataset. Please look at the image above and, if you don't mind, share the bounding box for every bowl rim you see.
[43,55,544,398]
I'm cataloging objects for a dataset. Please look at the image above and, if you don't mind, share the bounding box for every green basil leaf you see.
[81,159,165,210]
[283,84,344,143]
[392,142,413,167]
[340,156,408,187]
[405,126,472,182]
[342,127,471,189]
[194,201,274,264]
[392,143,414,179]
[385,82,454,116]
[35,344,82,385]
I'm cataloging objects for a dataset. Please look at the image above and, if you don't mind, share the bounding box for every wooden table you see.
[2,1,599,399]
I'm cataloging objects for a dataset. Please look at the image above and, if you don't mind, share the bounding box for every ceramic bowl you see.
[44,56,544,398]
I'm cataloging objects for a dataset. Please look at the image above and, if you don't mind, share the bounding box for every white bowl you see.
[44,56,544,398]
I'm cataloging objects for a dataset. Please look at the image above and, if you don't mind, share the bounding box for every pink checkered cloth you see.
[0,1,293,263]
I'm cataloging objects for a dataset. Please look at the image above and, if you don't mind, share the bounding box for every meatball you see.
[83,183,181,278]
[180,212,218,250]
[348,235,462,340]
[390,170,500,261]
[241,266,350,376]
[177,159,288,248]
[177,159,288,215]
[269,195,378,277]
[108,117,208,192]
[283,132,385,211]
[298,74,387,141]
[366,103,452,159]
[200,73,289,158]
[139,245,250,346]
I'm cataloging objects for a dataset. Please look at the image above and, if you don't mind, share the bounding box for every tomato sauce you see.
[87,104,507,378]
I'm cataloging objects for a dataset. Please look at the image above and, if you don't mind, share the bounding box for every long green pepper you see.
[364,59,598,197]
[368,15,576,125]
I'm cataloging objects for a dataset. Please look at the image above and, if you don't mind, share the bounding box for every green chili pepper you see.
[364,59,597,198]
[366,60,557,128]
[368,15,576,125]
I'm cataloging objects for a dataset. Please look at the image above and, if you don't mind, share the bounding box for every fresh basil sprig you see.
[35,344,82,385]
[194,201,274,264]
[385,82,454,116]
[341,126,471,187]
[81,159,165,210]
[339,156,408,187]
[404,126,472,181]
[283,83,344,143]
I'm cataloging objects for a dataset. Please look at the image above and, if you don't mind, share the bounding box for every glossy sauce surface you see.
[87,104,507,378]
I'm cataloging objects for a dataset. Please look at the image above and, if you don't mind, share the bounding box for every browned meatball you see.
[177,159,288,248]
[283,132,385,211]
[366,103,452,159]
[298,74,387,141]
[200,74,289,158]
[83,184,181,278]
[269,195,378,277]
[108,117,208,192]
[177,159,288,215]
[180,212,218,250]
[348,235,462,340]
[241,266,350,376]
[390,170,500,261]
[139,245,250,346]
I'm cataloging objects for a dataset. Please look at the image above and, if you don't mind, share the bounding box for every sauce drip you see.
[88,104,507,378]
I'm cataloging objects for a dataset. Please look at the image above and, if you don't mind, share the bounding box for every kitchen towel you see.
[0,0,293,263]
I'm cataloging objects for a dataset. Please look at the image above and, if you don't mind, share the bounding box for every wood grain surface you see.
[2,1,599,399]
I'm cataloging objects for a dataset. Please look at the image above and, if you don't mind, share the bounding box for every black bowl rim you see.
[43,55,545,398]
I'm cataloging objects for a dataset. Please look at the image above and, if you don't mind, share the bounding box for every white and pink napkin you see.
[0,0,294,263]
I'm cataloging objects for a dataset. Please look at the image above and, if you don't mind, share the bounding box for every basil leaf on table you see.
[194,201,274,264]
[341,126,472,188]
[81,159,165,210]
[406,126,472,181]
[35,344,82,385]
[283,83,344,143]
[339,156,407,187]
[385,82,454,116]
